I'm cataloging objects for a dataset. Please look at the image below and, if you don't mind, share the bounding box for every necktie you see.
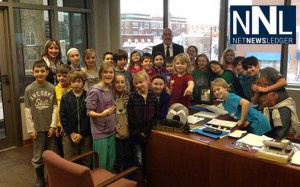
[166,46,170,58]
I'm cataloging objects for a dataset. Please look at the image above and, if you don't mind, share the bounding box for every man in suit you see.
[152,28,184,59]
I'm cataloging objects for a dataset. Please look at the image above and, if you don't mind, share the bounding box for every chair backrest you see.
[42,150,94,187]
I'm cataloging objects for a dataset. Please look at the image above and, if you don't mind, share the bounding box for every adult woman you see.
[42,39,62,84]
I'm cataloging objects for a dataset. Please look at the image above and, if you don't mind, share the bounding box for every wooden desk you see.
[209,137,300,187]
[147,130,300,187]
[146,130,214,187]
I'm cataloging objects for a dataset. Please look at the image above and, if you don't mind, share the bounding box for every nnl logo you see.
[230,6,296,44]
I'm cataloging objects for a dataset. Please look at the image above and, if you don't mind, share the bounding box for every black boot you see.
[35,166,45,187]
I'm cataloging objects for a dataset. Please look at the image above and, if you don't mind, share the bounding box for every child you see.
[140,53,157,82]
[67,48,83,70]
[42,39,63,85]
[233,56,253,101]
[192,53,210,102]
[85,63,116,171]
[59,70,92,167]
[128,71,159,173]
[24,59,58,187]
[139,53,157,91]
[82,48,100,90]
[168,53,194,107]
[127,50,143,76]
[211,78,271,135]
[151,74,170,119]
[242,56,300,139]
[55,64,72,157]
[187,45,198,71]
[220,48,235,71]
[113,49,132,91]
[153,52,167,75]
[208,60,245,98]
[103,51,114,65]
[113,73,131,173]
[163,56,175,85]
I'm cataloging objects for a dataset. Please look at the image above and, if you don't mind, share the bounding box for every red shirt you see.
[147,71,158,81]
[168,73,193,107]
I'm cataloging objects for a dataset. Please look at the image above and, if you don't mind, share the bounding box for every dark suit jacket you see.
[152,43,184,59]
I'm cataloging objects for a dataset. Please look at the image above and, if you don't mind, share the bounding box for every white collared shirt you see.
[163,43,173,57]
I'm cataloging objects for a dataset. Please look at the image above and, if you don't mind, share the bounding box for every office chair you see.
[42,150,142,187]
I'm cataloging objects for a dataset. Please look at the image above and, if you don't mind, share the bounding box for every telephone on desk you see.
[257,139,294,164]
[263,139,293,155]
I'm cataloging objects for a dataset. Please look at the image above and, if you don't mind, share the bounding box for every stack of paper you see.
[237,133,273,147]
[194,111,220,119]
[187,115,204,124]
[291,151,300,166]
[207,118,236,128]
[205,104,228,115]
[228,130,247,138]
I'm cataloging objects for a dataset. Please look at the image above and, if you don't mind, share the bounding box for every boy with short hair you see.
[163,56,175,84]
[151,74,170,119]
[25,59,58,187]
[242,56,300,139]
[140,53,157,82]
[113,49,132,91]
[233,56,253,101]
[103,51,114,65]
[55,64,72,156]
[59,70,92,167]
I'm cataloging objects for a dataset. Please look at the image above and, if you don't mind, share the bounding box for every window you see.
[121,0,163,55]
[14,9,50,94]
[228,0,284,72]
[169,0,220,60]
[57,0,89,8]
[25,30,35,45]
[144,22,149,29]
[13,0,47,5]
[58,12,87,63]
[27,52,37,61]
[151,22,157,29]
[287,0,300,85]
[132,22,138,28]
[13,2,91,96]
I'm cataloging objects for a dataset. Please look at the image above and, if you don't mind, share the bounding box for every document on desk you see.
[187,115,204,124]
[194,104,228,115]
[194,111,220,119]
[291,151,300,166]
[237,133,273,147]
[207,118,236,128]
[205,104,228,115]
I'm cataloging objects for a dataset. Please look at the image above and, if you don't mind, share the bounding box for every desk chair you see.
[42,150,142,187]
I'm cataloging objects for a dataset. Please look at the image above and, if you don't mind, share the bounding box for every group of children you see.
[25,39,299,187]
[26,39,181,186]
[191,48,299,140]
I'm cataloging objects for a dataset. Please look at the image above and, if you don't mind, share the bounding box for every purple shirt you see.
[85,84,116,140]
